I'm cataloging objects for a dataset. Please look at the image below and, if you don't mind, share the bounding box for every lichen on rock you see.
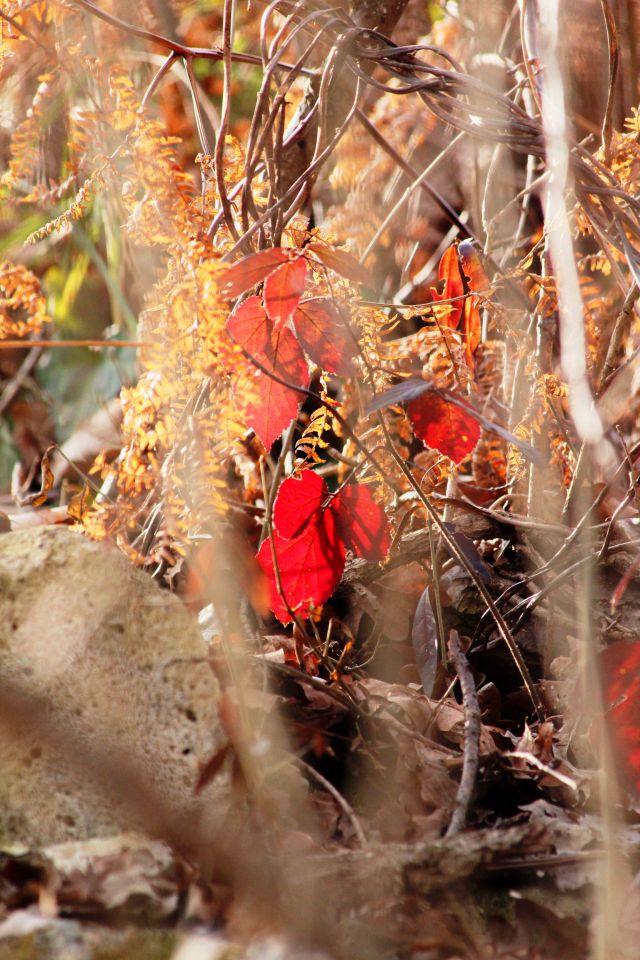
[0,526,224,846]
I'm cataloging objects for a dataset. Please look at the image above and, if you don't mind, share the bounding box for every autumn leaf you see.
[293,298,354,375]
[429,244,482,365]
[257,513,346,623]
[227,297,309,449]
[407,392,481,464]
[226,295,269,353]
[457,239,490,294]
[600,641,640,796]
[367,379,541,465]
[305,242,372,287]
[411,587,439,696]
[332,483,390,561]
[239,325,309,449]
[461,296,482,365]
[263,256,308,328]
[222,248,292,299]
[433,244,465,328]
[260,470,390,621]
[273,470,327,540]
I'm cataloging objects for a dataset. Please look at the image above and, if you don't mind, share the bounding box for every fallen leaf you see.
[12,444,56,508]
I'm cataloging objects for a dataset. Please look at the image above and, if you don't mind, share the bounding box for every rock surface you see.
[0,526,224,846]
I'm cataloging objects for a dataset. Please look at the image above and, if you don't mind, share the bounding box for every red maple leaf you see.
[407,392,481,464]
[293,298,354,376]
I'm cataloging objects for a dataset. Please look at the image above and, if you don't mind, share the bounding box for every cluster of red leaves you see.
[256,470,390,622]
[222,241,493,621]
[383,242,488,465]
[224,247,355,448]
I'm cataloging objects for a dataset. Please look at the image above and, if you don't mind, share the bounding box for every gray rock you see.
[0,526,224,846]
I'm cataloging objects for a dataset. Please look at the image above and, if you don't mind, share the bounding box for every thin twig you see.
[298,758,367,848]
[0,346,42,417]
[599,284,640,392]
[185,56,212,157]
[445,631,481,837]
[599,0,620,165]
[0,339,142,348]
[72,0,314,73]
[215,0,240,240]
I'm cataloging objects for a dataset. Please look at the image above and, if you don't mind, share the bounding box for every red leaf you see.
[432,245,465,329]
[257,514,346,623]
[431,243,483,365]
[273,470,327,540]
[264,257,308,328]
[367,379,541,466]
[601,641,640,796]
[228,300,309,450]
[240,326,308,449]
[226,295,269,353]
[457,239,490,294]
[244,373,300,452]
[407,392,480,464]
[462,297,482,365]
[332,484,390,561]
[305,242,372,287]
[222,248,291,299]
[293,298,354,375]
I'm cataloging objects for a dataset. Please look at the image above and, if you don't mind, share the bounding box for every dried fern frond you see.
[0,259,49,339]
[295,383,339,470]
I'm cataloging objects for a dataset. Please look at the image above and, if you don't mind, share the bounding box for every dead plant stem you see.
[445,631,481,836]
